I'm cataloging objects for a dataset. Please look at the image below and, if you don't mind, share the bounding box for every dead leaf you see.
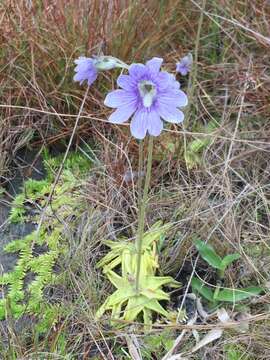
[217,308,230,323]
[162,316,197,360]
[190,328,223,353]
[126,335,142,360]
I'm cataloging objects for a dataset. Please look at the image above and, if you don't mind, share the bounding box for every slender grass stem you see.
[192,0,206,93]
[135,136,154,293]
[185,0,206,127]
[179,0,206,169]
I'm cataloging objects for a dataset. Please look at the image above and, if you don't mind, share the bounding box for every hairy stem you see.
[137,140,144,208]
[135,136,154,293]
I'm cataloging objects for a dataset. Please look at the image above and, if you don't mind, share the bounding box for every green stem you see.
[137,140,144,209]
[218,268,225,280]
[213,281,221,301]
[135,136,154,293]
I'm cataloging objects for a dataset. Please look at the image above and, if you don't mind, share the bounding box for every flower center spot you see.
[138,80,157,108]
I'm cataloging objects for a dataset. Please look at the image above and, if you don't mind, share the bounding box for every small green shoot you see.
[192,239,264,305]
[195,239,240,278]
[191,277,262,305]
[184,120,218,169]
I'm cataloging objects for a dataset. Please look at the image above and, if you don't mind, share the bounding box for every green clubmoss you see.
[0,151,91,333]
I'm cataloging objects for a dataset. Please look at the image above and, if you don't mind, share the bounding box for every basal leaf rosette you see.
[96,222,180,325]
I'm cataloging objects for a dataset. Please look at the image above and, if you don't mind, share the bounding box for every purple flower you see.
[176,53,193,76]
[73,57,98,86]
[73,56,128,86]
[104,57,188,139]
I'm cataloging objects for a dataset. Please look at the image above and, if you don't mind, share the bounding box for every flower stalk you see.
[137,140,144,206]
[135,136,154,293]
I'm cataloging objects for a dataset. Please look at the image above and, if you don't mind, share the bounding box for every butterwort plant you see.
[73,54,188,325]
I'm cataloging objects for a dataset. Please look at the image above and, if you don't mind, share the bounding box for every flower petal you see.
[170,75,181,90]
[73,56,98,86]
[157,103,185,124]
[87,71,98,86]
[147,110,163,137]
[117,74,136,91]
[158,89,188,108]
[129,63,147,79]
[176,64,189,76]
[146,57,163,74]
[108,104,136,124]
[176,54,192,76]
[156,72,171,90]
[156,72,180,91]
[73,70,97,86]
[130,109,148,139]
[104,89,136,108]
[74,57,93,71]
[73,72,85,82]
